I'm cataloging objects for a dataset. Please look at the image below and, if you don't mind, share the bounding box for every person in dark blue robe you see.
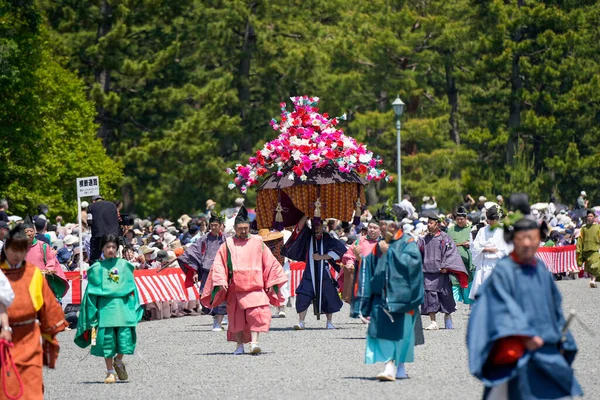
[282,215,347,330]
[467,217,583,399]
[360,219,425,381]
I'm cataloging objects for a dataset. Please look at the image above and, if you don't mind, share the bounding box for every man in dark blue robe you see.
[467,217,583,399]
[282,215,347,329]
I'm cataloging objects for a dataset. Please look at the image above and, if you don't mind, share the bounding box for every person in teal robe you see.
[447,206,474,305]
[467,217,582,399]
[361,218,424,381]
[75,234,143,384]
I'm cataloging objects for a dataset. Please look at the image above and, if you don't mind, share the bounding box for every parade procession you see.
[4,1,600,399]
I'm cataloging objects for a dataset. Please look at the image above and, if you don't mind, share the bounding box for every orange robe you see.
[1,262,68,400]
[201,235,287,343]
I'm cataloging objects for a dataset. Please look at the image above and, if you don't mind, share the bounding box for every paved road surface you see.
[44,279,598,399]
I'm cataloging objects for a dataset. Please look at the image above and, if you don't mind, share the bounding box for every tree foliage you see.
[5,0,600,217]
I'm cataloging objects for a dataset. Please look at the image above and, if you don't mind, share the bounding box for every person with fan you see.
[0,224,68,399]
[467,200,583,399]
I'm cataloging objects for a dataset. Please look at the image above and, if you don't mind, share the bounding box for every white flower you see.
[228,182,236,190]
[349,155,357,164]
[300,174,307,181]
[292,150,302,161]
[288,173,295,181]
[359,153,372,163]
[260,148,271,157]
[318,141,326,148]
[309,154,319,161]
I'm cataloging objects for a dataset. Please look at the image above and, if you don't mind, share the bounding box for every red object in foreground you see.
[489,336,526,365]
[0,339,24,400]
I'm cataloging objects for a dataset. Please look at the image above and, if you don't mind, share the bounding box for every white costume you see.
[469,225,510,300]
[0,270,14,307]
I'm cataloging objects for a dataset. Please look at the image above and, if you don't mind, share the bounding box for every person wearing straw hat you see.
[200,206,287,355]
[257,228,289,318]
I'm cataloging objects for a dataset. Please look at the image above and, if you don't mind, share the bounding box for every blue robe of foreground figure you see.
[361,231,425,365]
[467,256,583,399]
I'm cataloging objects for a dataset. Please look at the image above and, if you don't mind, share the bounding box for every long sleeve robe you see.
[2,262,68,400]
[200,235,287,341]
[470,226,510,300]
[26,239,70,300]
[341,236,379,304]
[467,255,583,399]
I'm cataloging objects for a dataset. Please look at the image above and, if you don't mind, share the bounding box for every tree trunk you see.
[238,16,256,120]
[96,0,112,147]
[507,0,525,165]
[445,61,459,145]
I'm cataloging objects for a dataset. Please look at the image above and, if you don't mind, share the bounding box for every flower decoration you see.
[227,96,391,190]
[108,268,120,283]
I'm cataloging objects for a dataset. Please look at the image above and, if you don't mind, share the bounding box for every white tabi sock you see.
[383,361,395,376]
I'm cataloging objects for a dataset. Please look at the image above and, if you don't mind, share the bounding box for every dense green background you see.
[3,0,600,220]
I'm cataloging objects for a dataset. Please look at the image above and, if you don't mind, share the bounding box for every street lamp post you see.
[392,95,405,203]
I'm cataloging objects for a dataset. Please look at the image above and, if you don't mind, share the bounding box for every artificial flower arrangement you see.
[227,96,392,193]
[108,268,119,283]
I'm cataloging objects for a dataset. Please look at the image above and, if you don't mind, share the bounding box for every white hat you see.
[163,220,174,228]
[478,196,487,202]
[81,201,89,209]
[581,191,587,196]
[496,195,503,201]
[234,197,245,207]
[163,232,176,246]
[63,235,79,246]
[422,196,430,202]
[531,209,540,217]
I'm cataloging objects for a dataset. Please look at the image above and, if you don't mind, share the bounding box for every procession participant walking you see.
[1,224,68,399]
[360,214,424,381]
[284,214,347,330]
[447,207,474,305]
[341,213,381,308]
[177,212,227,330]
[467,216,583,399]
[24,216,70,301]
[469,207,509,300]
[75,233,143,383]
[200,206,287,355]
[576,209,600,288]
[418,212,468,330]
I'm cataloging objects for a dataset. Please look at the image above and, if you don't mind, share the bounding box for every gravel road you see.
[44,278,598,399]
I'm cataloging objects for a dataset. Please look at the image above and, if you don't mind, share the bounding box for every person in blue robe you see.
[467,216,583,399]
[282,215,347,330]
[360,218,425,381]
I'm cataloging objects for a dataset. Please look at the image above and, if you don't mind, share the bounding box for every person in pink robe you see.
[23,217,69,299]
[200,206,287,355]
[340,220,381,304]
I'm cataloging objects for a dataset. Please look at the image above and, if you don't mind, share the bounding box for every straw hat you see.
[257,228,284,242]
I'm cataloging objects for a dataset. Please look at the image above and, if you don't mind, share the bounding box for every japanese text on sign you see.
[76,176,100,197]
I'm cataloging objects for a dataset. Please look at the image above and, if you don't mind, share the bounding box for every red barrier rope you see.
[0,339,23,400]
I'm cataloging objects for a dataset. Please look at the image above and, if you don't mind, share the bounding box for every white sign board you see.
[77,176,100,197]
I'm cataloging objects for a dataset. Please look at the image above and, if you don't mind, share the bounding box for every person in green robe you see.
[447,207,474,305]
[361,216,424,381]
[75,233,143,384]
[576,209,600,288]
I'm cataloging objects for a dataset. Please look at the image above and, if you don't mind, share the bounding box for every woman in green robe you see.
[75,233,143,383]
[447,207,474,304]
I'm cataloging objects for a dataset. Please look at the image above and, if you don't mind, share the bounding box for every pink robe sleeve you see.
[43,245,70,296]
[261,243,287,306]
[342,245,356,266]
[200,243,229,309]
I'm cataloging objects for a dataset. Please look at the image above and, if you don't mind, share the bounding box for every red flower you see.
[357,164,368,174]
[292,165,303,176]
[257,167,268,176]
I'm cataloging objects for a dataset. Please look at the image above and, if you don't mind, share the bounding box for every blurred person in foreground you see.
[467,214,583,399]
[1,224,68,399]
[200,206,287,355]
[75,233,143,384]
